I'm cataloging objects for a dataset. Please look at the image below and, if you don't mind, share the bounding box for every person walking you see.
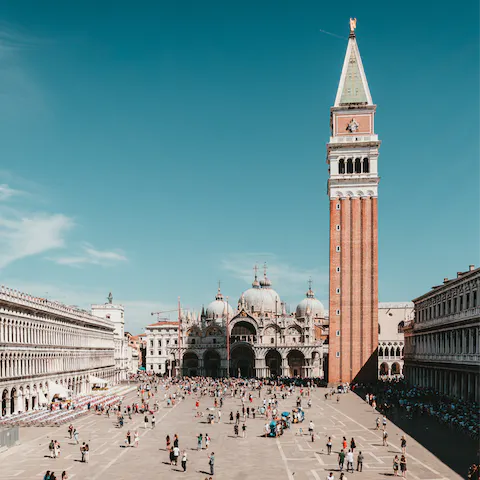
[342,437,347,451]
[208,452,215,476]
[43,471,51,480]
[197,433,203,450]
[375,417,380,430]
[204,433,209,449]
[326,472,335,480]
[61,471,68,480]
[382,416,387,431]
[393,455,400,476]
[346,449,354,473]
[338,449,345,471]
[383,430,388,446]
[173,445,180,465]
[73,429,79,444]
[48,440,55,458]
[126,430,131,446]
[400,455,407,477]
[166,435,171,450]
[144,414,149,429]
[181,450,188,472]
[68,425,73,439]
[151,415,155,428]
[326,436,332,455]
[400,435,407,454]
[234,423,239,436]
[229,412,233,423]
[84,444,90,463]
[356,451,364,472]
[242,423,247,438]
[134,430,139,448]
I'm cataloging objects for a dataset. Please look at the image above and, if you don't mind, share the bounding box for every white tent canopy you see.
[89,375,108,386]
[48,382,69,400]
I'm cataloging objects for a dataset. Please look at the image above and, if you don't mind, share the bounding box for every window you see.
[150,350,153,356]
[453,297,457,312]
[354,158,361,173]
[336,225,340,231]
[336,203,341,210]
[191,338,196,345]
[150,340,153,347]
[336,267,341,273]
[362,158,369,173]
[106,314,111,319]
[347,158,353,174]
[397,321,404,333]
[339,159,345,174]
[474,291,477,307]
[336,352,340,358]
[213,338,217,344]
[293,338,296,343]
[336,246,341,252]
[336,309,340,315]
[336,330,340,336]
[336,288,341,294]
[158,340,162,347]
[466,293,470,309]
[271,338,274,344]
[158,350,161,356]
[166,339,169,345]
[150,365,153,370]
[459,295,463,311]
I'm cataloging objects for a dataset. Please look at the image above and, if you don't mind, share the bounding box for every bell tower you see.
[327,19,380,384]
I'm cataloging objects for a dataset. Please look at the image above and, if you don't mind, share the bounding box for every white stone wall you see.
[145,325,178,375]
[0,287,116,416]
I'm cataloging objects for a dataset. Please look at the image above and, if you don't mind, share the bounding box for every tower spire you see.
[334,19,372,107]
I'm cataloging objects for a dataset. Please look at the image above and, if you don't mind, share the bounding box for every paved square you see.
[0,386,461,479]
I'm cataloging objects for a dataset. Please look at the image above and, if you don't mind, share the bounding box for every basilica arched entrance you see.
[265,349,282,377]
[231,321,257,344]
[204,350,221,377]
[183,352,199,377]
[287,350,305,377]
[231,344,255,377]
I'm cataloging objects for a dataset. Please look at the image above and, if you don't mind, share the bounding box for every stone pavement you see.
[0,386,461,479]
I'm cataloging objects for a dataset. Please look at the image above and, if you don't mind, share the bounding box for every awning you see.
[38,389,47,405]
[89,375,108,385]
[48,382,69,400]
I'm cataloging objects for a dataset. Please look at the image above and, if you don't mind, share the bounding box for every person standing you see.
[61,471,68,480]
[134,430,139,448]
[242,423,246,438]
[80,443,86,462]
[208,452,215,476]
[151,415,156,428]
[205,433,210,449]
[382,416,387,431]
[49,440,55,458]
[400,455,407,477]
[166,435,171,450]
[346,449,354,473]
[144,414,149,429]
[338,450,345,471]
[181,450,187,472]
[173,445,180,465]
[73,429,79,444]
[197,433,203,450]
[43,471,51,480]
[84,444,90,463]
[342,437,347,451]
[393,455,400,476]
[400,435,407,454]
[326,472,335,480]
[383,430,388,446]
[350,438,356,453]
[356,451,364,472]
[326,436,332,455]
[126,430,131,446]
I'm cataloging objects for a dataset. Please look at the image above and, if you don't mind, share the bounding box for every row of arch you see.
[378,345,403,359]
[338,157,369,174]
[1,369,117,417]
[379,362,402,377]
[0,351,115,379]
[406,327,479,356]
[0,313,112,349]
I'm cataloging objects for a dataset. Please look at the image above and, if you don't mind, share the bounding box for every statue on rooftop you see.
[107,292,113,304]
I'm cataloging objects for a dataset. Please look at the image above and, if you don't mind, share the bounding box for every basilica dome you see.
[296,287,325,318]
[205,288,234,322]
[240,274,282,314]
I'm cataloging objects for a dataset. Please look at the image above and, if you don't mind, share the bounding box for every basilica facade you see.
[146,269,328,378]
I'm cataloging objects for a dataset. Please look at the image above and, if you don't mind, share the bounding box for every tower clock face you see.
[346,118,359,133]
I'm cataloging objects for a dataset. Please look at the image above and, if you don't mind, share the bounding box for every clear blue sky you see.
[0,1,478,332]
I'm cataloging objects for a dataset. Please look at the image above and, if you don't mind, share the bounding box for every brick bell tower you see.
[327,19,380,384]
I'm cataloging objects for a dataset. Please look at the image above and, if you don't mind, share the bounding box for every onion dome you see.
[296,281,325,318]
[205,284,234,323]
[240,266,282,314]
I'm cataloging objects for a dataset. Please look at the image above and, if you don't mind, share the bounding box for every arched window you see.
[346,158,353,174]
[397,321,405,333]
[354,158,361,173]
[338,159,345,174]
[378,347,383,358]
[363,158,369,173]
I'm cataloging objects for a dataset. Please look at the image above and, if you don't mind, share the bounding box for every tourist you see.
[350,437,356,452]
[326,436,332,454]
[73,429,79,444]
[208,452,215,476]
[174,434,179,448]
[169,446,174,465]
[338,449,345,471]
[43,471,51,480]
[383,430,388,446]
[400,435,407,454]
[229,411,233,423]
[173,444,180,465]
[400,455,407,477]
[61,471,68,480]
[134,430,139,448]
[205,433,210,449]
[345,449,354,473]
[382,415,387,430]
[48,440,55,458]
[50,473,56,480]
[339,473,347,480]
[326,472,335,480]
[308,420,315,435]
[197,433,203,450]
[242,423,246,438]
[166,434,171,450]
[126,430,131,446]
[144,414,149,429]
[181,450,188,472]
[84,444,90,463]
[375,417,380,429]
[68,424,73,439]
[80,443,86,462]
[356,451,364,472]
[151,414,155,428]
[342,436,347,451]
[234,423,239,436]
[393,455,400,476]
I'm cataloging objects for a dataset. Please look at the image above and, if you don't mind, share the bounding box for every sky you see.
[0,1,478,333]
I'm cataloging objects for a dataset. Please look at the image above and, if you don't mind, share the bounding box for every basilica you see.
[145,267,329,378]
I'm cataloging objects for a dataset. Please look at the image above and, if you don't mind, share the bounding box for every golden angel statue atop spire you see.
[349,18,357,33]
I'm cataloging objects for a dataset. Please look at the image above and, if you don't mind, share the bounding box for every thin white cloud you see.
[0,212,74,268]
[0,183,23,200]
[53,243,127,267]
